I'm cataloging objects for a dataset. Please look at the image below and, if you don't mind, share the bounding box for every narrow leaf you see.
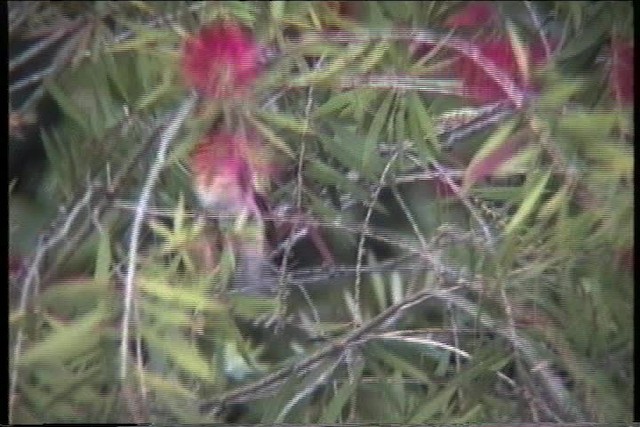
[463,120,518,190]
[45,82,89,133]
[363,90,394,172]
[505,170,551,235]
[94,230,111,286]
[20,304,107,366]
[249,117,295,158]
[319,361,364,423]
[409,385,457,423]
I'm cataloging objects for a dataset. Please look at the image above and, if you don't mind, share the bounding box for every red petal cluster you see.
[444,2,497,28]
[456,40,548,104]
[191,132,268,215]
[610,38,634,106]
[181,22,261,99]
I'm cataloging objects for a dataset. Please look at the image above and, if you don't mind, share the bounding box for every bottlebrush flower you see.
[610,38,634,106]
[181,22,262,99]
[455,40,549,104]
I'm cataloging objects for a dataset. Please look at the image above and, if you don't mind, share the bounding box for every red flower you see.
[181,22,261,99]
[190,131,270,215]
[455,40,549,104]
[444,2,498,29]
[610,38,634,106]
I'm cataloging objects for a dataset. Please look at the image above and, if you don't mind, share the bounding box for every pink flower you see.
[454,40,549,104]
[181,22,261,99]
[610,39,634,106]
[412,37,552,105]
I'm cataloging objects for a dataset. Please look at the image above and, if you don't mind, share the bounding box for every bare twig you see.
[9,21,77,72]
[339,75,461,96]
[354,152,398,318]
[524,1,552,60]
[274,353,344,422]
[438,292,583,421]
[430,159,496,252]
[202,283,465,415]
[9,178,97,422]
[301,29,526,108]
[119,94,196,380]
[273,57,321,330]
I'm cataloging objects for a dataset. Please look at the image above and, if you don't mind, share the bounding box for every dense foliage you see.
[9,1,633,424]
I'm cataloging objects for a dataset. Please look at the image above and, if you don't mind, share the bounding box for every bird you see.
[190,130,278,296]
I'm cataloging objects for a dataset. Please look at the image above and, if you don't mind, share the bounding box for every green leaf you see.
[505,170,551,235]
[365,1,392,28]
[144,372,198,400]
[39,282,111,319]
[358,40,390,74]
[506,20,529,84]
[108,25,177,53]
[319,361,364,423]
[94,231,111,286]
[538,184,569,220]
[229,294,278,319]
[463,119,518,190]
[272,355,341,423]
[494,145,541,176]
[290,43,369,87]
[536,79,586,110]
[249,116,295,158]
[144,332,214,381]
[305,160,371,201]
[366,342,431,383]
[449,403,484,424]
[270,0,285,20]
[394,96,407,147]
[148,219,173,240]
[257,110,312,135]
[20,303,107,366]
[138,275,225,313]
[135,70,175,111]
[409,385,457,423]
[323,124,381,180]
[408,92,438,161]
[45,82,90,133]
[141,300,191,328]
[555,13,609,61]
[314,91,355,117]
[363,90,394,172]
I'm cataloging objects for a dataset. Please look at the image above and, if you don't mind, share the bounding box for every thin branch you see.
[9,178,97,422]
[369,332,516,388]
[301,29,526,108]
[275,353,344,423]
[524,1,552,61]
[9,21,77,72]
[339,75,461,96]
[9,63,58,93]
[354,152,398,317]
[201,283,465,415]
[273,57,321,331]
[119,94,196,380]
[390,183,428,249]
[438,292,583,421]
[430,159,496,253]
